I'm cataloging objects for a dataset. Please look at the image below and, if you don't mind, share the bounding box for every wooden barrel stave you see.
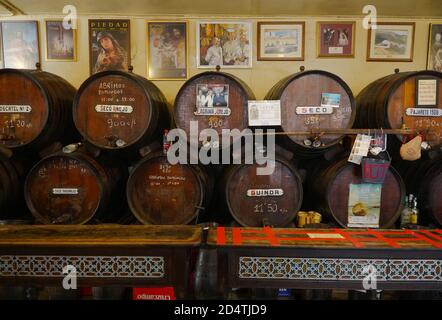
[127,152,214,225]
[0,69,78,153]
[24,150,127,224]
[73,71,170,155]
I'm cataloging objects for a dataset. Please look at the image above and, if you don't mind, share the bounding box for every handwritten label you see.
[296,106,333,115]
[95,104,133,113]
[247,189,284,197]
[0,105,32,113]
[52,188,79,195]
[406,108,442,117]
[248,100,281,126]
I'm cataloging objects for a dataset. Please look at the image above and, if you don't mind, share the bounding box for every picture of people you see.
[317,22,354,57]
[196,84,229,108]
[148,22,187,80]
[46,20,76,61]
[89,19,130,75]
[1,21,40,69]
[258,22,304,61]
[197,22,252,68]
[427,24,442,72]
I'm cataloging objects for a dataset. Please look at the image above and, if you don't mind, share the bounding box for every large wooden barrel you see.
[174,71,255,148]
[0,151,29,220]
[0,69,77,152]
[396,157,442,226]
[127,152,213,225]
[356,70,442,149]
[220,156,303,227]
[265,70,355,157]
[24,149,127,224]
[73,70,170,154]
[303,158,405,228]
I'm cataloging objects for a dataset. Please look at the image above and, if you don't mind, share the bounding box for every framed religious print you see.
[88,19,131,75]
[427,24,442,72]
[367,22,415,62]
[1,21,40,69]
[257,21,304,61]
[147,21,188,80]
[197,21,252,68]
[45,20,77,61]
[317,21,355,58]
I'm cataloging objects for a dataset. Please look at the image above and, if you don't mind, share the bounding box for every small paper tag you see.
[348,134,371,164]
[321,93,341,108]
[248,100,281,126]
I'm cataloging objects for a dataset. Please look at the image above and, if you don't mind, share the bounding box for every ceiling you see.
[0,0,441,17]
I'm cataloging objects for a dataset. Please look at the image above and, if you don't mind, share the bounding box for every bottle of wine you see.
[410,196,419,225]
[400,194,412,227]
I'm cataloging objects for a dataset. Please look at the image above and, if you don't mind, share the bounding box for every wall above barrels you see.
[1,14,440,108]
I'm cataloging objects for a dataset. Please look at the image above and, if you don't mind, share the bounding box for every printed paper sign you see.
[321,93,341,108]
[248,100,281,126]
[347,183,382,228]
[348,134,371,165]
[328,47,344,54]
[417,79,437,106]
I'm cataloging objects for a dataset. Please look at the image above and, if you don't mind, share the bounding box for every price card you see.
[248,100,281,126]
[348,134,371,165]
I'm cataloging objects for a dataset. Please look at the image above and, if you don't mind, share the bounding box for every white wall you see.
[3,15,441,108]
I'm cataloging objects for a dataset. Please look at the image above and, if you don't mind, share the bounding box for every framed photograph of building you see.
[257,21,304,61]
[147,21,188,80]
[367,22,415,62]
[427,23,442,72]
[317,21,355,58]
[88,19,131,75]
[1,21,40,69]
[45,20,77,61]
[197,21,252,68]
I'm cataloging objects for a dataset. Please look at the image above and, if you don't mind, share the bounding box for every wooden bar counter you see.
[209,227,442,291]
[0,225,201,297]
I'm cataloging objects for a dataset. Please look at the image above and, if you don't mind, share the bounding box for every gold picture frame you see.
[316,21,355,58]
[146,21,188,80]
[367,22,415,62]
[45,19,77,62]
[257,21,305,61]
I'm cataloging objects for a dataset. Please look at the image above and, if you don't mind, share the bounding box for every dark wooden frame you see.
[45,19,77,62]
[316,21,355,58]
[257,21,305,61]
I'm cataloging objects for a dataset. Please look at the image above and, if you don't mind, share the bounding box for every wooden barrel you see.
[265,70,355,157]
[220,156,303,227]
[303,158,405,228]
[24,149,127,224]
[396,157,442,226]
[0,69,77,152]
[0,152,29,220]
[174,71,255,148]
[127,152,213,225]
[356,70,442,149]
[73,70,170,154]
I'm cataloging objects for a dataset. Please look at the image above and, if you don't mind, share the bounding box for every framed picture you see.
[427,24,442,72]
[257,21,304,61]
[147,21,188,80]
[317,21,355,58]
[367,22,415,62]
[45,20,77,61]
[197,21,252,68]
[1,21,40,69]
[88,19,131,75]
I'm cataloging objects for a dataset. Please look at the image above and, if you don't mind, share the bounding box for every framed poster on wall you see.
[88,19,131,75]
[147,21,188,80]
[427,23,442,72]
[45,20,77,61]
[1,21,40,69]
[257,21,304,61]
[197,21,252,68]
[367,22,415,62]
[317,21,355,58]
